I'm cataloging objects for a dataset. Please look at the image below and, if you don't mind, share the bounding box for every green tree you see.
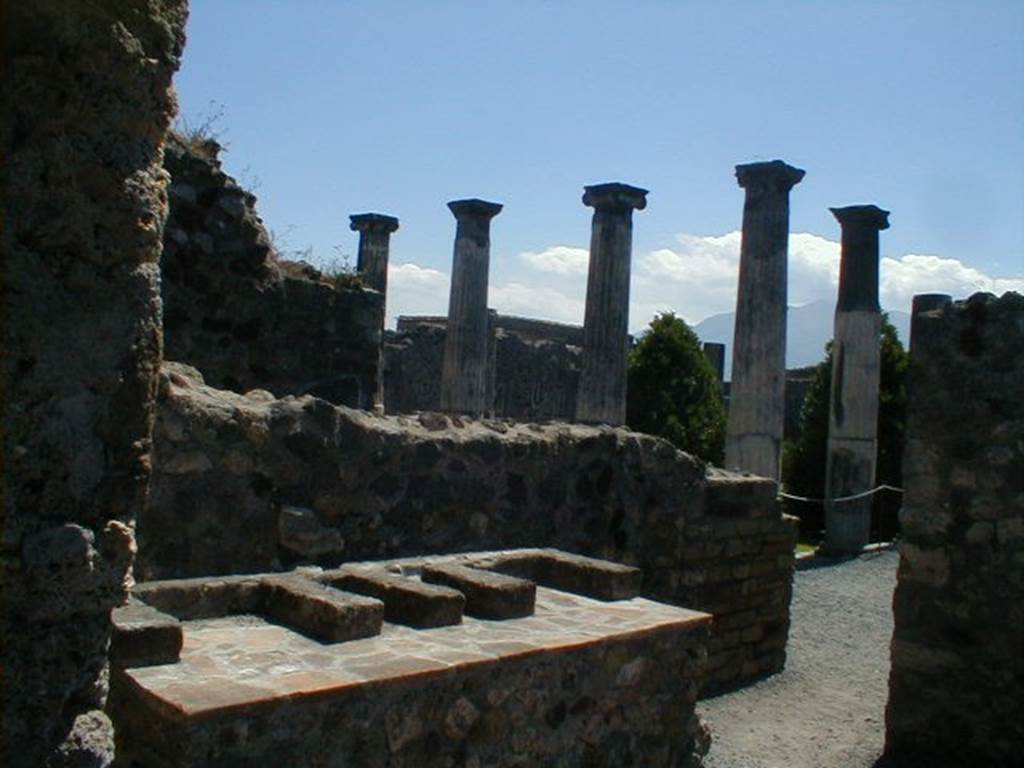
[626,312,727,464]
[781,314,909,539]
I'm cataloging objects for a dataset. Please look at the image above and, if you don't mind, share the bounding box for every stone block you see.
[705,468,778,516]
[478,549,643,601]
[421,563,536,620]
[262,576,384,643]
[133,576,265,620]
[110,602,183,668]
[322,567,465,628]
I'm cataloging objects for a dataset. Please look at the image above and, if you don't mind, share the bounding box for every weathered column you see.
[822,205,890,555]
[349,212,399,297]
[725,160,805,480]
[703,342,726,384]
[575,182,648,425]
[350,213,399,412]
[440,199,502,415]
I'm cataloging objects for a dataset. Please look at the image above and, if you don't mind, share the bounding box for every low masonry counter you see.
[110,549,712,767]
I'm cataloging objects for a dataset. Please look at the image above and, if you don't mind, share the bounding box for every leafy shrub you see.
[626,312,727,464]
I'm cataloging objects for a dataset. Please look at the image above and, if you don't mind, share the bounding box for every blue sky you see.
[174,1,1024,329]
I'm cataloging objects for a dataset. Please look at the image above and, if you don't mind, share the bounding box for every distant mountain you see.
[693,300,911,380]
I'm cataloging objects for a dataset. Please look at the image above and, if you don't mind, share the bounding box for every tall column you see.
[725,160,805,480]
[575,182,648,426]
[349,212,399,297]
[440,199,502,415]
[822,205,890,555]
[350,213,399,413]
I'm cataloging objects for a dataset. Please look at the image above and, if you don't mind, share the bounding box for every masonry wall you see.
[0,3,186,765]
[886,291,1024,765]
[385,315,583,420]
[143,363,797,693]
[161,134,382,408]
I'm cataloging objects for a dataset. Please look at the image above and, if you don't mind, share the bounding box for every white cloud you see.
[880,253,1024,309]
[386,236,1022,333]
[489,282,585,324]
[520,245,589,275]
[386,262,449,325]
[385,263,587,328]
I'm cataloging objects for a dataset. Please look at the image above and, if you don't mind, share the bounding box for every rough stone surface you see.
[143,365,797,692]
[0,2,185,765]
[161,136,383,408]
[885,291,1024,765]
[386,314,585,420]
[110,562,713,767]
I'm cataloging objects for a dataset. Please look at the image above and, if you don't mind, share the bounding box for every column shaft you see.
[440,199,502,415]
[576,183,648,426]
[350,213,399,412]
[823,205,890,555]
[725,160,804,480]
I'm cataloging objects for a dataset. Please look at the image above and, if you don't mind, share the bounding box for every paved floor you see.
[698,549,900,768]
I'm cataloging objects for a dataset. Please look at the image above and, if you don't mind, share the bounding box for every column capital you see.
[582,182,648,212]
[735,160,805,193]
[447,198,503,221]
[830,205,890,231]
[349,212,400,234]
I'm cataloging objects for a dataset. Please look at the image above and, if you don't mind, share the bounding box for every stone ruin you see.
[109,549,711,766]
[886,292,1023,765]
[141,361,797,699]
[3,3,1021,767]
[161,132,383,409]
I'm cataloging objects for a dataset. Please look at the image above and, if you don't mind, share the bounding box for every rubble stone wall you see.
[0,2,186,765]
[144,364,797,693]
[384,316,582,420]
[161,135,382,408]
[886,292,1024,765]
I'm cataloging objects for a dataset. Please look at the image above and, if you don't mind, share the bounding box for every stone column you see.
[703,342,726,384]
[822,205,890,555]
[350,213,399,413]
[575,183,648,426]
[725,160,805,480]
[349,212,399,297]
[440,199,502,415]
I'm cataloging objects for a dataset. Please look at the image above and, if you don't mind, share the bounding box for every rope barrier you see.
[778,484,904,505]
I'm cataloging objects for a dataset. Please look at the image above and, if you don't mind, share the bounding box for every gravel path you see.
[697,549,900,768]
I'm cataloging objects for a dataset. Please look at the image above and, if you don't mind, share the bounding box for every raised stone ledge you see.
[110,550,713,766]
